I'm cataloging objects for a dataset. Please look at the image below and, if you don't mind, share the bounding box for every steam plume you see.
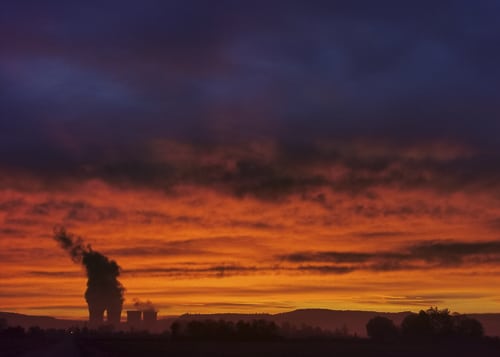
[133,298,157,312]
[53,226,125,326]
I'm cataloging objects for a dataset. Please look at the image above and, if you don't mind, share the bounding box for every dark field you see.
[2,311,498,357]
[77,337,500,357]
[3,334,500,357]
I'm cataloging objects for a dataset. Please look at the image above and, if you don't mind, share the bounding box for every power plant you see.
[54,227,159,330]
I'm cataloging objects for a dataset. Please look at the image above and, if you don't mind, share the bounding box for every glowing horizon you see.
[2,141,500,319]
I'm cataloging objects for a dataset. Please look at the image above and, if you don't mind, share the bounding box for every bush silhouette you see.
[366,316,398,341]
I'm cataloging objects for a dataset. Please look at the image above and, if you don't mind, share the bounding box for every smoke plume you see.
[133,298,157,312]
[53,226,125,326]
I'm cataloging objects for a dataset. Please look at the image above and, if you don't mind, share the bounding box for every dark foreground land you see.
[2,310,499,357]
[3,334,500,357]
[81,337,500,357]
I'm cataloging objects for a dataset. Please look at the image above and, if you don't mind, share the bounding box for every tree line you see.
[0,307,487,343]
[366,307,484,342]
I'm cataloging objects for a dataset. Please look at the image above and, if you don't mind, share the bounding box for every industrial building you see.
[126,310,157,330]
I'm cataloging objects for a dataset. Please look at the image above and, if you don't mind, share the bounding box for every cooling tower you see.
[127,310,142,327]
[143,310,158,326]
[107,304,122,326]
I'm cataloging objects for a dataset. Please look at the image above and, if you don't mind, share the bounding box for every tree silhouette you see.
[426,307,454,337]
[170,319,279,341]
[401,310,432,338]
[401,307,484,340]
[366,316,398,342]
[455,315,484,338]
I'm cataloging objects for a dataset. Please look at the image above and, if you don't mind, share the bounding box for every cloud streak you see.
[280,240,500,272]
[2,139,500,203]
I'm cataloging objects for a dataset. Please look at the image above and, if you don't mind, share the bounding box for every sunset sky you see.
[2,1,500,319]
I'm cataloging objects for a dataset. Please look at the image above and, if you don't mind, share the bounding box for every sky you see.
[1,0,500,319]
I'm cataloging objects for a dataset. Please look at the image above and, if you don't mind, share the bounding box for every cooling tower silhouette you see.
[53,226,125,327]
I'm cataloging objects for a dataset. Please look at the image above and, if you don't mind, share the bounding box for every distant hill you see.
[274,309,410,336]
[469,313,500,338]
[177,309,500,337]
[0,311,83,330]
[177,309,409,337]
[2,309,499,337]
